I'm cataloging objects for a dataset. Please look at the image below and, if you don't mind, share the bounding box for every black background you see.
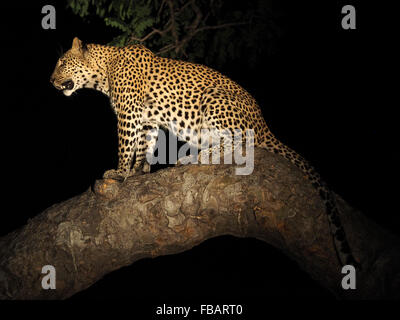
[0,0,398,304]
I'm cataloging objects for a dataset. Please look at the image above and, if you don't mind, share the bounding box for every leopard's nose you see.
[50,76,55,85]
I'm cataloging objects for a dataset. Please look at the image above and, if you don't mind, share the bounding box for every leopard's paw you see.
[103,169,125,181]
[127,168,142,177]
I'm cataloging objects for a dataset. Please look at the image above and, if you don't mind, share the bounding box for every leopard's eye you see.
[58,60,66,67]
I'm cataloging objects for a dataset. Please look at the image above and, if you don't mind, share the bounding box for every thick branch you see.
[0,149,399,299]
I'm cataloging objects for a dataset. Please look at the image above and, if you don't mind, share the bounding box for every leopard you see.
[50,37,360,270]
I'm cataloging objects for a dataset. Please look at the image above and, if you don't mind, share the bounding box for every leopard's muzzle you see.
[50,77,74,91]
[61,80,74,90]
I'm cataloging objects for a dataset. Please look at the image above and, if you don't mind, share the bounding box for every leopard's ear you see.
[71,37,87,56]
[71,37,82,50]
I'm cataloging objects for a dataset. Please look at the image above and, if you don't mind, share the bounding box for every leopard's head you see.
[50,37,93,96]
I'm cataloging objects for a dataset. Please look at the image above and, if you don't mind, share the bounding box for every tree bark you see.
[0,148,399,300]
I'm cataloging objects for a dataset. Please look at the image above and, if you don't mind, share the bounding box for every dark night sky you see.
[0,0,398,303]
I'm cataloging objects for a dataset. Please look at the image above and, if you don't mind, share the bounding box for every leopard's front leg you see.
[103,111,139,181]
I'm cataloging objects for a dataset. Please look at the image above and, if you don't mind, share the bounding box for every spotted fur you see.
[50,37,360,269]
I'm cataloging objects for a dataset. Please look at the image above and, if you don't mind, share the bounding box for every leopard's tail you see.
[259,132,361,270]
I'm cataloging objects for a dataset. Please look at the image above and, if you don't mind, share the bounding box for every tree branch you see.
[0,149,399,299]
[193,22,249,35]
[166,0,179,48]
[130,27,169,42]
[130,0,248,57]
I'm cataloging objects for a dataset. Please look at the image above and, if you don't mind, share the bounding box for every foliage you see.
[67,0,282,68]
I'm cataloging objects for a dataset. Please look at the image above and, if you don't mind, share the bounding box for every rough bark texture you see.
[0,148,399,299]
